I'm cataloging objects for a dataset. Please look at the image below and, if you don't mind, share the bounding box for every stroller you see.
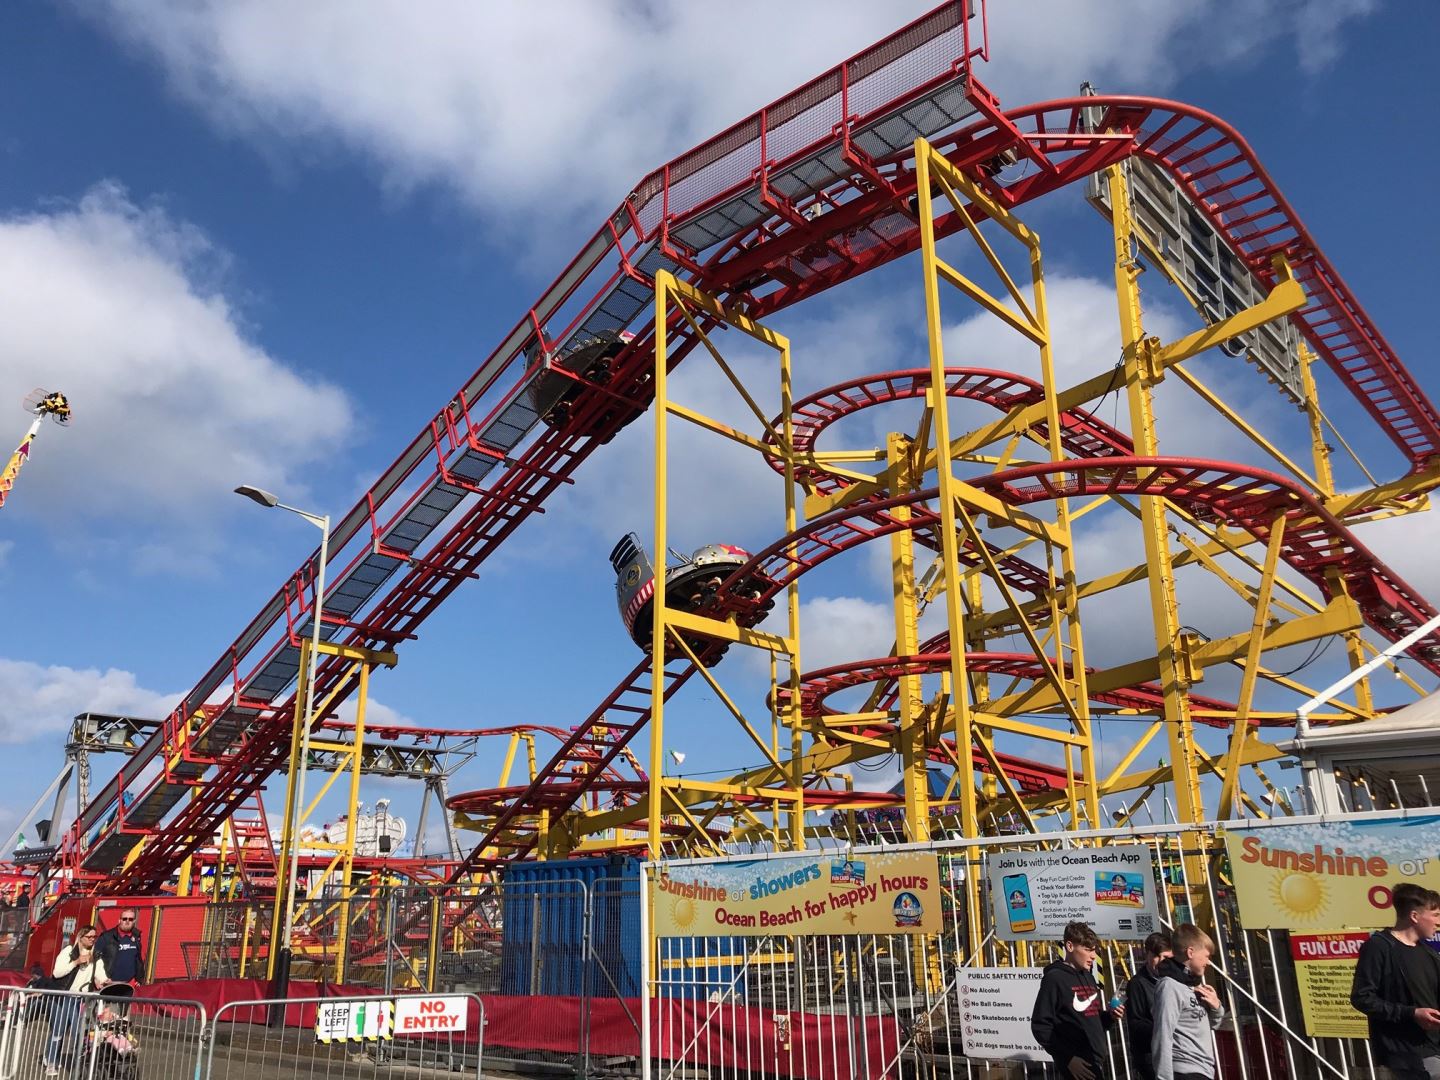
[83,985,139,1080]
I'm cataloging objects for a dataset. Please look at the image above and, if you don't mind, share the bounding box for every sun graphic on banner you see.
[670,897,697,930]
[1269,871,1328,921]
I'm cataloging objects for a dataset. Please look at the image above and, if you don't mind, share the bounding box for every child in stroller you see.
[84,984,139,1080]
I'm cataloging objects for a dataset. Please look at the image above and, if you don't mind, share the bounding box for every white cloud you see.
[70,1,1378,228]
[0,183,353,568]
[792,595,899,674]
[0,658,179,743]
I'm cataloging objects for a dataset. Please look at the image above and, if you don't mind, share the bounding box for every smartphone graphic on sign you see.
[1002,873,1036,933]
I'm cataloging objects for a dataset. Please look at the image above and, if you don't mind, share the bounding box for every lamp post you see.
[235,484,329,1007]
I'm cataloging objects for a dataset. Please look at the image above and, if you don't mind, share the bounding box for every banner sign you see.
[1224,816,1440,929]
[956,969,1047,1061]
[1289,933,1369,1038]
[651,851,942,937]
[987,845,1160,940]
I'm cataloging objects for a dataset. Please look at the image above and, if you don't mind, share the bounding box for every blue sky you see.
[0,0,1436,850]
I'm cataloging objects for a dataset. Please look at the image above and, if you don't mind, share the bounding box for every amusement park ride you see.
[5,0,1439,986]
[0,390,70,514]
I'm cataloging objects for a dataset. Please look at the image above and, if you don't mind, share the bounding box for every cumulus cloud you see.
[0,183,353,568]
[0,658,180,743]
[68,0,1378,228]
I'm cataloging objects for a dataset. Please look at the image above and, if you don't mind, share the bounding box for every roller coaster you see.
[22,2,1438,973]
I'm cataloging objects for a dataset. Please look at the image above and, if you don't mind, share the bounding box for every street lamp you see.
[235,484,330,1008]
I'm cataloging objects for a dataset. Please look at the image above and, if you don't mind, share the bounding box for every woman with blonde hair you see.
[44,924,108,1076]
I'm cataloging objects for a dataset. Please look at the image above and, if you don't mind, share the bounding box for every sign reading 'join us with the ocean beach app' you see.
[987,845,1160,941]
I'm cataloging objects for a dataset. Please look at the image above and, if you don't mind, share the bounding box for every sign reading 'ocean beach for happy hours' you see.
[651,851,942,937]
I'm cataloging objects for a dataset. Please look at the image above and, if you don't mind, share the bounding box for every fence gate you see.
[207,993,483,1080]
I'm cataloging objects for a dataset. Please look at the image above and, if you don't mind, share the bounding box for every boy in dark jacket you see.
[1351,883,1440,1080]
[1031,921,1124,1080]
[1125,931,1173,1080]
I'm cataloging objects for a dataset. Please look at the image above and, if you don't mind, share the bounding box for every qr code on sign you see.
[1136,914,1155,933]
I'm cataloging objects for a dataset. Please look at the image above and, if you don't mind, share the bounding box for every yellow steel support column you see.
[1301,343,1376,716]
[1216,514,1287,817]
[780,322,804,853]
[650,270,802,856]
[914,143,979,848]
[266,639,396,981]
[329,657,371,983]
[1106,164,1205,826]
[647,273,673,860]
[888,433,932,842]
[267,638,312,980]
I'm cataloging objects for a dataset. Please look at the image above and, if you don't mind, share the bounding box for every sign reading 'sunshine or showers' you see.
[651,851,942,937]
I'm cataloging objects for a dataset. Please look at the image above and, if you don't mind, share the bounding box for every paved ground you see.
[1,1006,551,1080]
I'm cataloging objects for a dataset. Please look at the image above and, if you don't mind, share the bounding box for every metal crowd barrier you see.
[641,824,1388,1080]
[207,993,484,1080]
[0,986,206,1080]
[0,987,484,1080]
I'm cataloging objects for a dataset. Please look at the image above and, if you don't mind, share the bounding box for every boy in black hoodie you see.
[1032,921,1124,1080]
[1351,882,1440,1080]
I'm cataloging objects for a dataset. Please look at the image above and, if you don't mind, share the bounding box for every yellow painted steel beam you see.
[888,433,933,842]
[1153,256,1304,368]
[660,776,805,802]
[986,595,1362,717]
[955,499,1080,728]
[915,140,980,865]
[662,603,797,655]
[1169,364,1319,490]
[804,254,1306,523]
[666,627,787,774]
[1216,514,1286,816]
[1109,163,1205,828]
[1324,468,1440,519]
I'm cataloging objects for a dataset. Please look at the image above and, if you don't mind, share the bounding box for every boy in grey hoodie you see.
[1151,924,1225,1080]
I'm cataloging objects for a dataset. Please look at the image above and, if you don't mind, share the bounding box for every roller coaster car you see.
[525,328,637,442]
[609,532,773,652]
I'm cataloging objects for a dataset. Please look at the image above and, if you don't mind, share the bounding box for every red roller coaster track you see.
[57,2,1438,897]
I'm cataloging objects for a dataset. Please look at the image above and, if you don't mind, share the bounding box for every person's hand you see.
[1110,1004,1126,1020]
[1195,984,1221,1011]
[1066,1057,1097,1080]
[1414,1007,1440,1030]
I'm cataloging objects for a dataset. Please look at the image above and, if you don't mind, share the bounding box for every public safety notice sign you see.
[651,851,942,937]
[987,845,1160,941]
[956,969,1047,1061]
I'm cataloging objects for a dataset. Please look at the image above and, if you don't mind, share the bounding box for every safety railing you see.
[0,986,206,1080]
[207,993,483,1080]
[641,819,1396,1080]
[180,879,639,1074]
[0,986,484,1080]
